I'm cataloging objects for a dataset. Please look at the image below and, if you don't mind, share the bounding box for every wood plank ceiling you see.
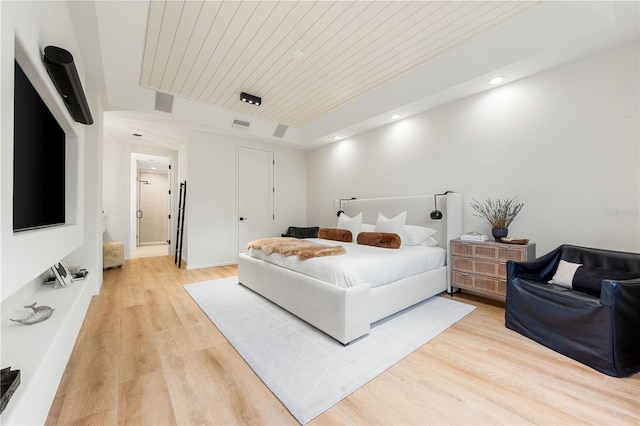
[141,1,538,127]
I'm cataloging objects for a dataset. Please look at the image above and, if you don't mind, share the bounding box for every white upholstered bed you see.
[238,193,462,344]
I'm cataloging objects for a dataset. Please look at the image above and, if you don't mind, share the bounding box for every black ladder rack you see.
[175,181,186,268]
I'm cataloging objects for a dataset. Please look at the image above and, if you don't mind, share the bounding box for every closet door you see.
[238,147,274,253]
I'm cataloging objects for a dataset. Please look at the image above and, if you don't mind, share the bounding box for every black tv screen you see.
[13,60,66,232]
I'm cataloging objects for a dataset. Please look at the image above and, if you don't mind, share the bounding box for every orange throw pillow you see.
[318,227,353,243]
[357,232,401,249]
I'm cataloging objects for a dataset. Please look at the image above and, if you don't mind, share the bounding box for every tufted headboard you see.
[338,193,463,246]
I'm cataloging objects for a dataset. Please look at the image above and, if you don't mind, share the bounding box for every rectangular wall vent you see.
[232,119,251,130]
[155,92,174,113]
[273,123,289,138]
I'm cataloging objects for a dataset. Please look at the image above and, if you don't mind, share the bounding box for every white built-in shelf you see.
[1,275,93,425]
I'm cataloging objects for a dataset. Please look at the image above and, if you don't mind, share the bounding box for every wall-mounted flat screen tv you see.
[13,60,66,232]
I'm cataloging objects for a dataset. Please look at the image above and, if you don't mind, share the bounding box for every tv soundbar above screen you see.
[13,60,66,232]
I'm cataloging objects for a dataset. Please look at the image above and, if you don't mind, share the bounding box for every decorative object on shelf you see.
[9,302,55,325]
[500,237,530,245]
[51,261,74,287]
[45,267,88,285]
[0,367,21,414]
[460,231,488,242]
[72,268,88,280]
[469,197,524,240]
[430,191,453,220]
[491,227,508,240]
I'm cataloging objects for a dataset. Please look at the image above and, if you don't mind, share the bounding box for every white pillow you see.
[374,212,407,241]
[402,225,437,246]
[361,223,375,232]
[336,212,362,241]
[548,260,582,288]
[419,237,439,247]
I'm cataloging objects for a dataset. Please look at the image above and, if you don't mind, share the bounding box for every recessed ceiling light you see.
[333,136,342,140]
[489,76,505,85]
[391,114,401,120]
[151,167,157,170]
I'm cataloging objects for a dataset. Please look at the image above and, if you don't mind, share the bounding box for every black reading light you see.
[430,191,453,220]
[337,197,356,217]
[240,92,261,106]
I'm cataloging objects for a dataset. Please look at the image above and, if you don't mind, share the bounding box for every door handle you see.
[239,217,248,221]
[137,210,143,219]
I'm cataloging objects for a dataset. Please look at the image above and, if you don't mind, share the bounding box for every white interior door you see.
[238,147,274,253]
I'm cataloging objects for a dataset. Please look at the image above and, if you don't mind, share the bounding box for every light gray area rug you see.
[184,277,475,424]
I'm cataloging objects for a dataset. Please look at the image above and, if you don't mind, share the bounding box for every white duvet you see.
[247,238,446,289]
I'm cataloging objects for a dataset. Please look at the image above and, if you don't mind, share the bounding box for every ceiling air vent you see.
[155,92,174,113]
[232,119,250,130]
[273,123,289,138]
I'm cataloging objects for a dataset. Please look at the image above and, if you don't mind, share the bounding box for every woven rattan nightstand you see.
[450,238,536,299]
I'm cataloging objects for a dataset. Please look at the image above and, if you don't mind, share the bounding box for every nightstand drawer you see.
[451,241,527,262]
[450,238,535,299]
[451,271,507,296]
[451,256,506,278]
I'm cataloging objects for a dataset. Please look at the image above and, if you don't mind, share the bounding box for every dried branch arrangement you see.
[470,197,524,229]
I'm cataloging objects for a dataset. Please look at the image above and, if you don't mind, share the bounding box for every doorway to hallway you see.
[130,153,173,258]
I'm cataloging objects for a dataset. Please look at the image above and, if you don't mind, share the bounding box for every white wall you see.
[103,125,307,272]
[66,89,104,294]
[0,1,87,301]
[0,1,102,423]
[186,131,307,269]
[103,138,130,249]
[186,132,236,268]
[307,42,640,256]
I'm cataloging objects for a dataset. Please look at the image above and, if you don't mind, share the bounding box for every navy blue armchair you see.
[506,244,640,377]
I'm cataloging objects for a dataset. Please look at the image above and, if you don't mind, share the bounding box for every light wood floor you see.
[130,244,169,259]
[47,256,639,425]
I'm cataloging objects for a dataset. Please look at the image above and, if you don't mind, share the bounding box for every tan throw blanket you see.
[247,237,345,260]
